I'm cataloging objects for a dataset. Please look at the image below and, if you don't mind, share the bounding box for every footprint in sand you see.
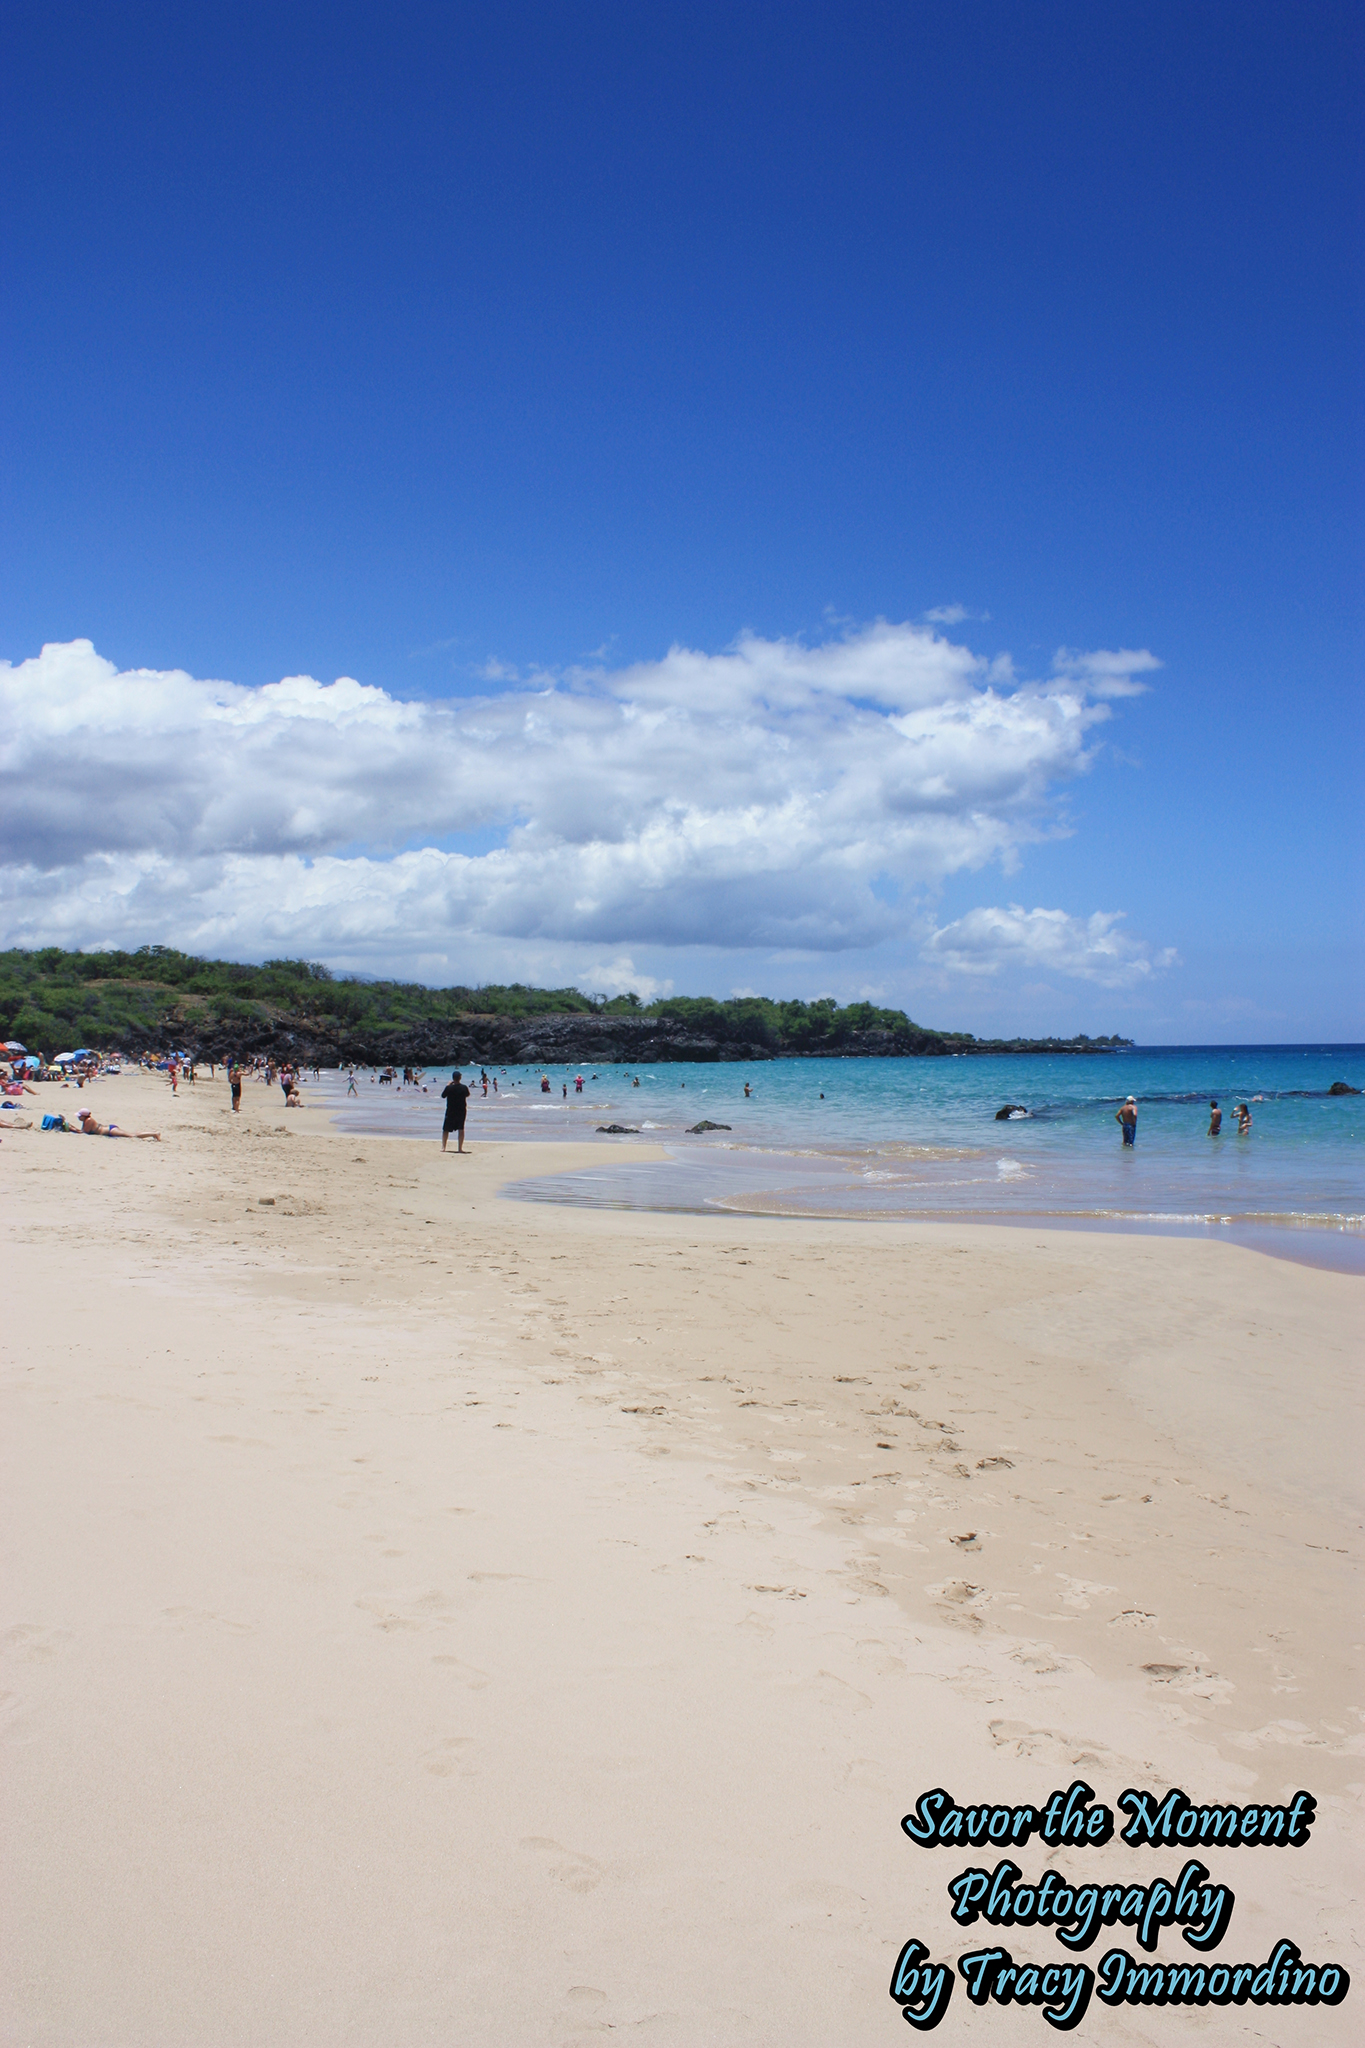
[520,1836,604,1893]
[1056,1575,1118,1611]
[3,1622,70,1661]
[1008,1643,1067,1676]
[159,1606,253,1635]
[431,1655,490,1688]
[849,1641,908,1679]
[815,1669,873,1712]
[1146,1659,1237,1702]
[704,1511,775,1535]
[930,1576,984,1603]
[355,1588,456,1632]
[421,1736,474,1777]
[784,1876,872,1925]
[988,1720,1119,1770]
[927,1578,989,1628]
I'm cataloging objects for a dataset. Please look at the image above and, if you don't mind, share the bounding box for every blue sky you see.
[2,1,1361,1038]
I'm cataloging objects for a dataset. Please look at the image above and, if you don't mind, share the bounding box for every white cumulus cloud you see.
[922,604,990,625]
[1052,646,1162,699]
[0,624,1159,975]
[923,905,1179,988]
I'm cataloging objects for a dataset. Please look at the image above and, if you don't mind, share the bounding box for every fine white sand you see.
[3,1072,1360,2043]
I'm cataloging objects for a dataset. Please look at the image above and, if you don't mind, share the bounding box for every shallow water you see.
[312,1045,1363,1269]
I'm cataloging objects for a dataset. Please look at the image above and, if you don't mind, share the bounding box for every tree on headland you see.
[0,945,1132,1062]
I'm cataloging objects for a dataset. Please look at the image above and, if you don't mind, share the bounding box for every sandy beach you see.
[3,1071,1360,2044]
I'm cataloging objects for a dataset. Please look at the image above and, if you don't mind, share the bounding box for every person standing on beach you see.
[441,1069,470,1153]
[346,1068,358,1095]
[229,1064,243,1113]
[1208,1100,1222,1136]
[1116,1095,1137,1145]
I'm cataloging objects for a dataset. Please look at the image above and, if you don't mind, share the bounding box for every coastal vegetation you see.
[0,946,1133,1062]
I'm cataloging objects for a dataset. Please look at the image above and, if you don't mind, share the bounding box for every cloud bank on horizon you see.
[0,624,1171,999]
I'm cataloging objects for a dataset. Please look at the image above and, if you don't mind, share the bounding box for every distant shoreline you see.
[1,943,1133,1067]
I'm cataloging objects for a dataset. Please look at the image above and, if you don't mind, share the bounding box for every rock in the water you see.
[994,1104,1029,1120]
[1328,1081,1360,1095]
[687,1119,732,1133]
[595,1123,640,1133]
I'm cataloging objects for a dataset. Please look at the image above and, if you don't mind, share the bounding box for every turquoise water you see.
[321,1045,1363,1263]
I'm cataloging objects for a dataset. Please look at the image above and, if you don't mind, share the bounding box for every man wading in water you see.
[441,1069,470,1153]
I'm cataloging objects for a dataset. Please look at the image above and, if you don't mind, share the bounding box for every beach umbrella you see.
[2,1040,25,1053]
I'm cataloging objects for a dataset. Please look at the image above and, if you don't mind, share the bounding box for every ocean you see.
[311,1043,1363,1270]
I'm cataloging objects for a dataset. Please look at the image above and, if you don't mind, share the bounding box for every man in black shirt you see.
[441,1069,470,1153]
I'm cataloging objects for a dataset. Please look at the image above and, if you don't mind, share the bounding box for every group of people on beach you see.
[224,1060,301,1112]
[1115,1096,1253,1144]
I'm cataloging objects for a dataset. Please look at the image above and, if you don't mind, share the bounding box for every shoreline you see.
[308,1055,1363,1272]
[503,1168,1365,1274]
[4,1070,1360,2042]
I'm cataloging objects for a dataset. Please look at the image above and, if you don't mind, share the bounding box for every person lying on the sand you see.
[75,1109,161,1140]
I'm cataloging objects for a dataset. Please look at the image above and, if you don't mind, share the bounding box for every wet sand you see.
[3,1074,1360,2043]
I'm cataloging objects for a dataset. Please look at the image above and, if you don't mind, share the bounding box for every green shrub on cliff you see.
[0,945,1130,1059]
